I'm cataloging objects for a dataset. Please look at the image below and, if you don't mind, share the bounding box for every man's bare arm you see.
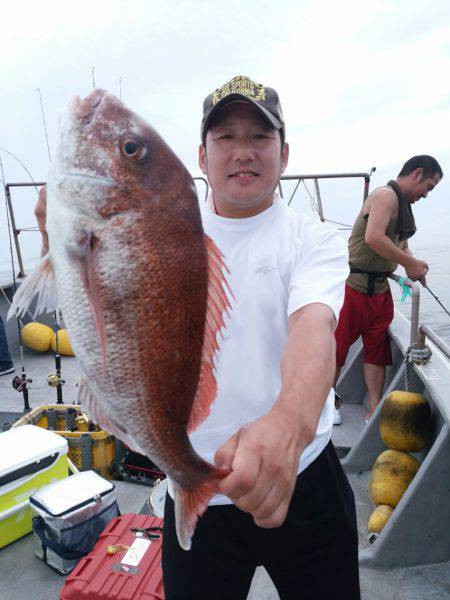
[35,186,48,255]
[215,302,336,528]
[365,189,428,280]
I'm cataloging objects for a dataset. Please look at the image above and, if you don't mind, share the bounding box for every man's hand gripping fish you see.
[8,89,231,550]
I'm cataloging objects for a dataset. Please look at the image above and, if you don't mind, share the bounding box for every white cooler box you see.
[30,470,119,574]
[0,424,68,548]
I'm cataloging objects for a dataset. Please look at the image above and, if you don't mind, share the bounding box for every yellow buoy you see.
[368,504,393,534]
[369,449,420,507]
[380,391,431,452]
[21,322,53,352]
[368,504,394,543]
[51,328,75,356]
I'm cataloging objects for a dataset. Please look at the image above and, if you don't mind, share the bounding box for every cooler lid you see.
[31,470,114,515]
[0,424,68,477]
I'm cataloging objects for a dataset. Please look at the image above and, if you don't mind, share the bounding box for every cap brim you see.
[202,93,283,137]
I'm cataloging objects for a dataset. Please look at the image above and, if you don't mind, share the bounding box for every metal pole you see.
[193,176,209,203]
[313,179,325,222]
[4,185,26,278]
[419,324,450,359]
[280,172,371,181]
[410,284,420,347]
[363,176,370,201]
[388,274,420,346]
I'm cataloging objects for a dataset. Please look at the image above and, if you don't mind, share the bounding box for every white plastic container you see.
[0,424,68,548]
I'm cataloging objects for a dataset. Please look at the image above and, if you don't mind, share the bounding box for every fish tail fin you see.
[187,235,232,432]
[7,254,57,320]
[173,469,228,551]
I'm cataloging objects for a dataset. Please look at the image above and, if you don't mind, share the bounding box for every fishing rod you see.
[35,89,67,404]
[47,312,65,404]
[424,284,450,319]
[36,88,52,165]
[0,146,40,194]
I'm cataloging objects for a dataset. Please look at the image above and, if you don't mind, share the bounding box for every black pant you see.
[162,441,360,600]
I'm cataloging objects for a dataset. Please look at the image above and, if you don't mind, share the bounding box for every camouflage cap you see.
[201,75,285,143]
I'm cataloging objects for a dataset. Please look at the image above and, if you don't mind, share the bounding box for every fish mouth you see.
[69,89,107,124]
[58,172,116,186]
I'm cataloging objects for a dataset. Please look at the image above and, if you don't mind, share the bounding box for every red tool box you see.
[60,514,164,599]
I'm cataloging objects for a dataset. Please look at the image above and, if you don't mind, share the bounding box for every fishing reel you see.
[47,373,66,388]
[12,374,32,393]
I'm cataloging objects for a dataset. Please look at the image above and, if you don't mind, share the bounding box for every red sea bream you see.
[9,89,231,550]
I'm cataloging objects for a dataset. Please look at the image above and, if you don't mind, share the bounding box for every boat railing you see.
[5,172,449,360]
[4,181,46,279]
[419,323,450,360]
[388,273,421,347]
[4,178,211,280]
[279,171,375,226]
[388,273,450,359]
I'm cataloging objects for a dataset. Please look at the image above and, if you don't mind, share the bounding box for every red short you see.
[335,284,394,367]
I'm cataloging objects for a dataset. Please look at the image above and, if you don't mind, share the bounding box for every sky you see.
[1,0,449,278]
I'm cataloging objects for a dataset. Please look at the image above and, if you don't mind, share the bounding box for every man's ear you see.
[199,144,207,175]
[412,167,424,181]
[280,142,289,174]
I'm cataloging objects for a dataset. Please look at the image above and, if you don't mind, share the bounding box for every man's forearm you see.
[366,234,412,268]
[276,304,336,445]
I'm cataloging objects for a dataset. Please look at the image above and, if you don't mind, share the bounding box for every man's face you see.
[199,102,289,217]
[409,169,441,203]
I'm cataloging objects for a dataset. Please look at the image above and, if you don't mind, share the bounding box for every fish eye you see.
[119,138,147,161]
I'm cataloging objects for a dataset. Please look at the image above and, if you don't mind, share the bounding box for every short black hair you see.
[398,155,443,179]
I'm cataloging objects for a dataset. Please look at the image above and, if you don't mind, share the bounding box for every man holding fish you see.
[30,76,359,598]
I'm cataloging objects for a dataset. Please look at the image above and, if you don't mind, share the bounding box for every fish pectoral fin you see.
[67,231,107,371]
[173,474,223,551]
[187,235,232,433]
[7,254,57,320]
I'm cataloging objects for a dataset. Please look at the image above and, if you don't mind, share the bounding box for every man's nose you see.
[233,139,255,161]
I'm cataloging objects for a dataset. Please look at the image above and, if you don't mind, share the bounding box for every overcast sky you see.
[1,0,449,276]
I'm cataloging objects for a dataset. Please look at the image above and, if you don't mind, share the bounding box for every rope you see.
[404,344,433,391]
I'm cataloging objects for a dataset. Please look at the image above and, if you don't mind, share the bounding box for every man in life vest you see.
[334,155,443,424]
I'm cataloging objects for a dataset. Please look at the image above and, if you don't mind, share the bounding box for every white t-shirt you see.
[172,195,348,505]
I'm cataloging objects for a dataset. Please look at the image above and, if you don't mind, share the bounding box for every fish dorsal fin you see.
[7,255,57,320]
[187,235,232,433]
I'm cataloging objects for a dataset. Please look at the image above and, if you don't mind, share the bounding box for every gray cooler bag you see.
[30,470,119,574]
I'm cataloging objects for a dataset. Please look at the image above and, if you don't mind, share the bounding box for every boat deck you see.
[1,351,449,599]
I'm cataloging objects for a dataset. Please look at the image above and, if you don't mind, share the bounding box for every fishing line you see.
[0,146,40,194]
[0,285,33,323]
[424,285,450,319]
[119,76,122,100]
[36,88,52,164]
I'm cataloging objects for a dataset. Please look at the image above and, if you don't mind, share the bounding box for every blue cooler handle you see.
[32,516,86,561]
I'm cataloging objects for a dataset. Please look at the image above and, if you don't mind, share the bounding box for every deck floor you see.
[1,352,449,599]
